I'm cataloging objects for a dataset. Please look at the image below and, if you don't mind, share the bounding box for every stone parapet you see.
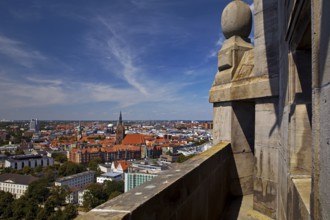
[77,142,233,220]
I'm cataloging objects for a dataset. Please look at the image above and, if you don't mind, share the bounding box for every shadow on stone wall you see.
[258,0,282,138]
[320,0,330,83]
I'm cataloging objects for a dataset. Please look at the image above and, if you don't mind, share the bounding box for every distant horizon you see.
[1,118,213,122]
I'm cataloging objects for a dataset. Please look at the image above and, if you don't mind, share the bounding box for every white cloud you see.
[0,2,214,120]
[26,77,63,86]
[0,35,47,68]
[0,70,185,111]
[208,35,225,58]
[0,17,190,113]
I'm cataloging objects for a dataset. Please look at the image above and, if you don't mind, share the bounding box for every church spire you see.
[115,111,125,145]
[119,111,122,125]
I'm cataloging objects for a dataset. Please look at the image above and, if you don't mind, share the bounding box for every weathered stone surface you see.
[318,2,330,219]
[231,101,255,154]
[253,0,279,78]
[213,36,253,85]
[212,103,232,145]
[253,99,279,218]
[230,175,254,196]
[221,0,252,39]
[290,104,312,175]
[253,177,277,219]
[233,49,254,81]
[277,161,289,220]
[231,152,255,179]
[255,100,279,149]
[223,194,273,220]
[319,83,330,220]
[217,49,232,71]
[209,75,279,103]
[287,178,311,220]
[254,146,278,181]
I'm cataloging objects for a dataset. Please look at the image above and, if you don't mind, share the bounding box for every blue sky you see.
[0,0,253,121]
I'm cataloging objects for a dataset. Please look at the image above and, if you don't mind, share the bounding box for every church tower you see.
[76,122,83,141]
[115,112,125,144]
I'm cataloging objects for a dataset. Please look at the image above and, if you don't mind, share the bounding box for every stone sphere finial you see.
[221,0,252,39]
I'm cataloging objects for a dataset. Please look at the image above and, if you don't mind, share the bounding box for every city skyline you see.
[0,0,254,120]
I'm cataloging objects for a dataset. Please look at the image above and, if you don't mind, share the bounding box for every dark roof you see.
[0,174,39,185]
[10,154,42,160]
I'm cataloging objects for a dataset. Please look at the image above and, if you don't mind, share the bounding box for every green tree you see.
[25,179,50,203]
[48,186,68,207]
[21,166,34,175]
[82,183,107,211]
[44,197,57,214]
[12,196,27,219]
[104,180,124,196]
[62,204,78,220]
[82,190,100,211]
[15,148,25,155]
[52,152,68,163]
[35,207,49,220]
[59,161,86,177]
[35,165,43,173]
[108,191,122,200]
[48,210,63,220]
[0,190,14,218]
[24,199,41,220]
[87,158,102,171]
[2,167,14,174]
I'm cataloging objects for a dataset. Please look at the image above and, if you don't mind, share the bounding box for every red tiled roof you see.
[122,134,146,145]
[103,145,140,152]
[113,160,131,171]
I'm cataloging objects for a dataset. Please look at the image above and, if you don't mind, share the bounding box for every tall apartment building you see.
[29,118,39,132]
[0,174,39,199]
[5,154,54,170]
[124,172,157,192]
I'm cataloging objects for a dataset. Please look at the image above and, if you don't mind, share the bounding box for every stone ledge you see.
[292,177,311,215]
[77,142,232,220]
[286,177,311,220]
[209,75,278,103]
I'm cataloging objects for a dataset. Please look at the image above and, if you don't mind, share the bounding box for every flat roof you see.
[9,154,43,160]
[0,173,39,185]
[55,171,96,182]
[100,172,122,178]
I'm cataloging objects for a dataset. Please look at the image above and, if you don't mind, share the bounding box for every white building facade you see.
[96,172,122,183]
[0,174,39,199]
